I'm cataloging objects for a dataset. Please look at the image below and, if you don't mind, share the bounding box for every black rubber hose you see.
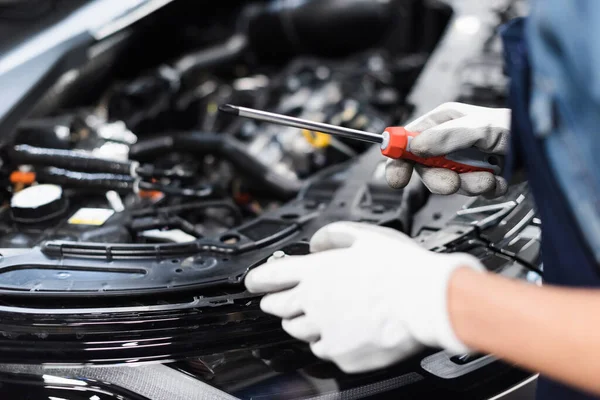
[130,133,302,200]
[129,215,202,238]
[246,0,394,59]
[35,167,214,198]
[174,34,249,79]
[10,145,132,175]
[131,200,243,225]
[35,167,134,191]
[15,114,81,149]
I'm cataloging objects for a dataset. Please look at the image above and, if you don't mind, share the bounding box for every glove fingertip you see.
[282,317,321,343]
[458,171,496,196]
[309,224,337,253]
[310,222,361,253]
[429,184,460,196]
[385,159,414,189]
[244,260,297,293]
[495,176,509,196]
[259,294,275,313]
[481,176,509,199]
[417,166,460,195]
[244,269,266,293]
[310,341,330,360]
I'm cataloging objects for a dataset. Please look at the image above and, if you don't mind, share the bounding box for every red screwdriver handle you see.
[380,127,503,175]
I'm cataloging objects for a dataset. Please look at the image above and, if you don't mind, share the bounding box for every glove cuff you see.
[409,253,485,354]
[436,253,485,354]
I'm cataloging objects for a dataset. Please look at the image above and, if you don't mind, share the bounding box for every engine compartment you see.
[0,0,447,293]
[6,50,409,247]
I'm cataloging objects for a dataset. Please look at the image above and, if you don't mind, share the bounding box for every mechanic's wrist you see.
[447,265,490,353]
[436,255,486,354]
[407,253,484,354]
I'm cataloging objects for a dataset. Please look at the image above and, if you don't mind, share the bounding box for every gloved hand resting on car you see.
[245,221,485,373]
[385,102,511,197]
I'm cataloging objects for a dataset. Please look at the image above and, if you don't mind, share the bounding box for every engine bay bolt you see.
[267,250,288,263]
[273,251,286,258]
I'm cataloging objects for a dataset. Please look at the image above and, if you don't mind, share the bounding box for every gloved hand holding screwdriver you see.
[221,101,511,197]
[385,102,510,197]
[239,100,600,398]
[245,102,509,372]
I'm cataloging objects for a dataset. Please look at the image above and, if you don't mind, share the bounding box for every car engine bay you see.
[0,0,539,398]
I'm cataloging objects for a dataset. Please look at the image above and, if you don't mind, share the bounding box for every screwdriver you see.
[219,104,503,175]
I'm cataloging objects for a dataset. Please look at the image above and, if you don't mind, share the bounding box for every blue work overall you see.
[501,4,600,399]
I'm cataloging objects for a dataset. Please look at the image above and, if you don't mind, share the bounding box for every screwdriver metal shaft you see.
[219,104,383,144]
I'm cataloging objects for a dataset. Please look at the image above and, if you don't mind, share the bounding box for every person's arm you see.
[245,102,599,395]
[450,268,600,396]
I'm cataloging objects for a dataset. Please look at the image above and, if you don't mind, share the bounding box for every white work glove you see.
[245,222,485,373]
[386,102,511,197]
